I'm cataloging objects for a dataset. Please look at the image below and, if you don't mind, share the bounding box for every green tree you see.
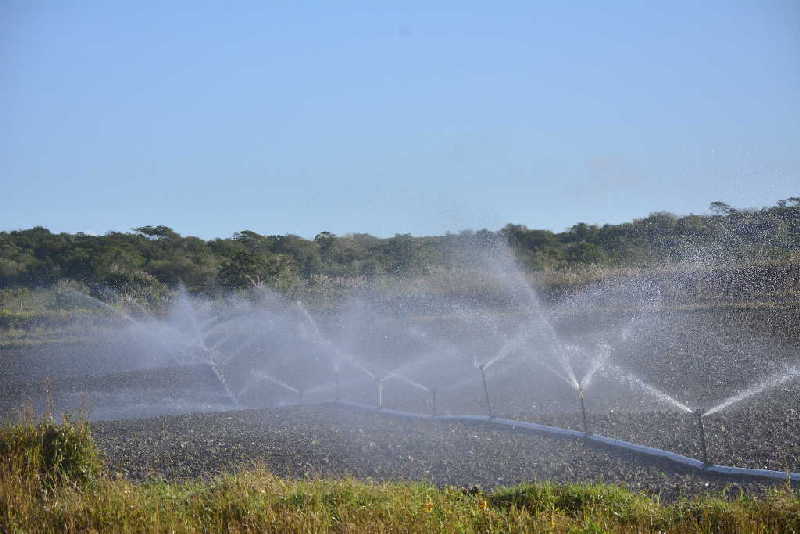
[217,251,297,290]
[565,242,607,264]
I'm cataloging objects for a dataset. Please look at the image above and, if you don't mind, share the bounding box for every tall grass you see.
[1,417,799,533]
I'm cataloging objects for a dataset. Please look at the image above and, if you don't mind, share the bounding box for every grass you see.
[2,418,800,533]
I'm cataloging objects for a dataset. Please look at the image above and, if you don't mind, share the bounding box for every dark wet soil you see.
[91,404,792,501]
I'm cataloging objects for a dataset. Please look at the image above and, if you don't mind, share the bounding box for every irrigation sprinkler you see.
[334,371,341,402]
[578,387,590,435]
[431,388,437,416]
[695,410,709,466]
[479,364,493,418]
[376,378,384,410]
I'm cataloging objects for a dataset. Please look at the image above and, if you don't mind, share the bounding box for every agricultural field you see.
[2,248,800,533]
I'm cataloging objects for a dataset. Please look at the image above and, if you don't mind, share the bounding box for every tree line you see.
[1,198,798,295]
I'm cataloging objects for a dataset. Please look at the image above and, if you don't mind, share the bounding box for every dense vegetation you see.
[1,417,799,533]
[1,199,798,299]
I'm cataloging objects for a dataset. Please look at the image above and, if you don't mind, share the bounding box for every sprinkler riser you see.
[431,389,437,416]
[480,366,493,418]
[696,412,709,466]
[578,390,589,435]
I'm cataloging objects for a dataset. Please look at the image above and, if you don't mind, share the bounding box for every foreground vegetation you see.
[2,417,799,533]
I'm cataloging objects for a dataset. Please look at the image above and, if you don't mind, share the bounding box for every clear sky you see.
[2,1,798,239]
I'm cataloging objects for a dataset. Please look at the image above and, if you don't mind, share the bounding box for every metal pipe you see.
[479,365,493,418]
[578,388,589,435]
[431,389,437,416]
[335,371,340,402]
[376,378,384,410]
[696,410,709,466]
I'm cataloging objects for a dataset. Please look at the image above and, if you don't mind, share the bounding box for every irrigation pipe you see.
[326,400,800,484]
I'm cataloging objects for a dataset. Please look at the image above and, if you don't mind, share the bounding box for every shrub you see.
[0,415,103,486]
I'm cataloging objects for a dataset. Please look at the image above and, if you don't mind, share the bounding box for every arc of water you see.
[304,382,335,397]
[204,351,242,408]
[296,301,382,382]
[482,327,533,370]
[63,290,137,325]
[496,261,582,389]
[385,371,430,393]
[579,343,612,391]
[163,292,242,409]
[604,363,692,413]
[704,366,800,416]
[118,295,151,317]
[440,374,481,393]
[295,301,350,372]
[211,337,261,366]
[520,303,579,389]
[158,332,239,408]
[527,356,575,389]
[241,371,300,396]
[296,302,326,343]
[542,325,580,389]
[344,357,376,380]
[178,290,208,347]
[619,315,640,343]
[208,331,238,352]
[406,325,468,359]
[205,312,271,349]
[200,308,254,336]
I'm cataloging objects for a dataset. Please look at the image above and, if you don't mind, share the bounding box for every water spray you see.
[211,363,241,409]
[695,410,709,466]
[201,348,240,408]
[478,364,493,418]
[244,372,299,403]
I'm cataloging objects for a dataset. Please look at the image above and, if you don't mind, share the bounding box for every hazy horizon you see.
[0,196,792,241]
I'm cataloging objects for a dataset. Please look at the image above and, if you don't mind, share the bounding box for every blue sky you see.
[2,1,798,239]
